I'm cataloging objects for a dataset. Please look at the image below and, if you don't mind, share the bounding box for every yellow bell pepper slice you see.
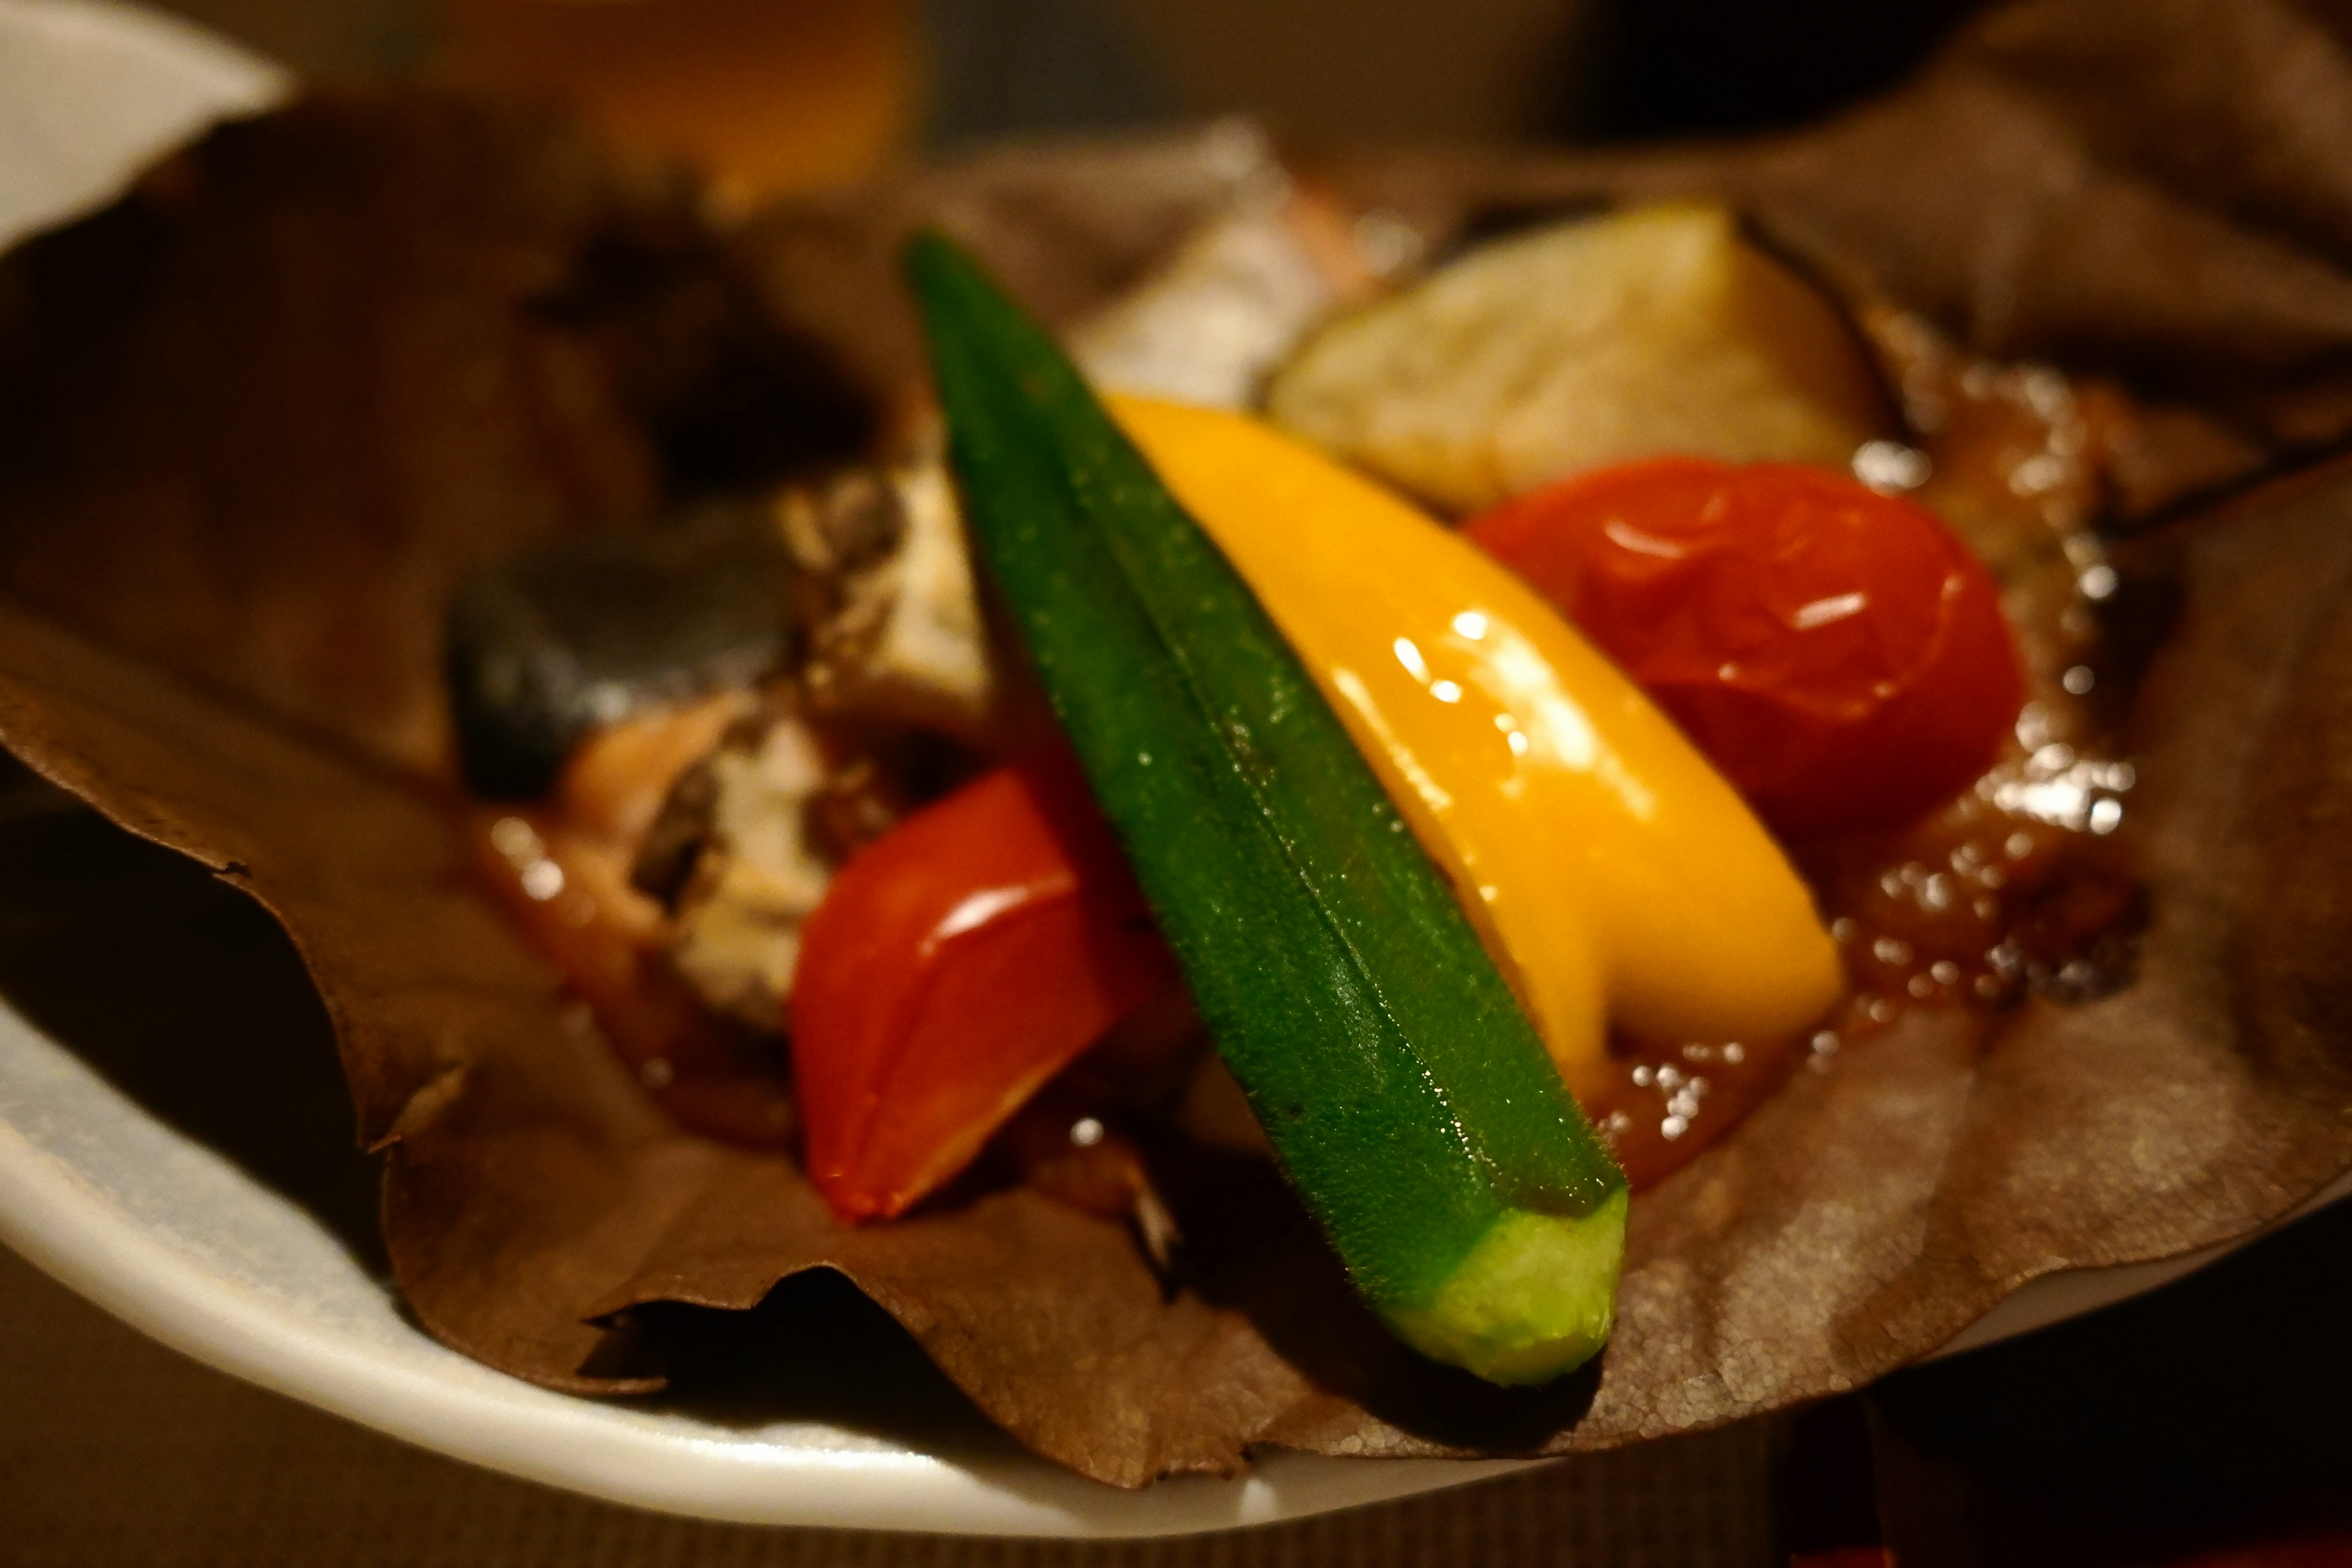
[1110,396,1843,1104]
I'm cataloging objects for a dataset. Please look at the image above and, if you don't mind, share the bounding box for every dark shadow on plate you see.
[621,1268,1025,1463]
[0,755,387,1276]
[1142,1132,1604,1452]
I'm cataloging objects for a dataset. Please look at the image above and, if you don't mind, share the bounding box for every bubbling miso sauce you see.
[1589,314,2149,1191]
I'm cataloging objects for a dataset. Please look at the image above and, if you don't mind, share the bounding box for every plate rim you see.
[0,993,1540,1537]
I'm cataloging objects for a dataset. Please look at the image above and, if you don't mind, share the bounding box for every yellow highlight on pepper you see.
[1110,396,1843,1104]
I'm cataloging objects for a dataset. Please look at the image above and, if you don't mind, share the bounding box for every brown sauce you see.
[1590,313,2148,1191]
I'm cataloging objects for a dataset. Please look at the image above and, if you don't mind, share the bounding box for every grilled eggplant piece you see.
[447,505,794,799]
[1267,203,1894,514]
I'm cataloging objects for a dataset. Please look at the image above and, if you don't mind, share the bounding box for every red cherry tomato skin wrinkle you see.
[1466,458,2023,837]
[791,753,1175,1223]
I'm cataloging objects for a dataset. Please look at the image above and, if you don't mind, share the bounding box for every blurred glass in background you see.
[437,0,921,194]
[142,0,1991,197]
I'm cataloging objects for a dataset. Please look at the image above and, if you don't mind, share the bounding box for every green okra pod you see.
[908,232,1627,1384]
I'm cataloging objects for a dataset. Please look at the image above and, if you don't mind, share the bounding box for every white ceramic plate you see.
[1,0,2346,1537]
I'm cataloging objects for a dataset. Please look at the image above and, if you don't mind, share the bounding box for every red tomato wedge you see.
[791,752,1175,1222]
[1466,458,2022,837]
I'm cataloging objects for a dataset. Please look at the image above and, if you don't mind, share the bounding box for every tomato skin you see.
[791,752,1175,1223]
[1465,458,2022,837]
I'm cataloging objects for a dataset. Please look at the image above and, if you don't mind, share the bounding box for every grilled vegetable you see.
[910,233,1627,1385]
[791,753,1175,1221]
[1467,458,2024,836]
[1267,203,1891,514]
[1111,399,1842,1105]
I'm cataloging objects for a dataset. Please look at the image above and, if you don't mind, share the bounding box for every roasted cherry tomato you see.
[1466,458,2022,836]
[791,752,1175,1223]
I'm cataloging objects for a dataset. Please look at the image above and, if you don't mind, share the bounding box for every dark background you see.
[151,0,1993,146]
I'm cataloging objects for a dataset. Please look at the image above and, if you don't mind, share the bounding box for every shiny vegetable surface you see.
[1113,398,1842,1105]
[791,755,1172,1221]
[1467,458,2024,837]
[910,232,1628,1385]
